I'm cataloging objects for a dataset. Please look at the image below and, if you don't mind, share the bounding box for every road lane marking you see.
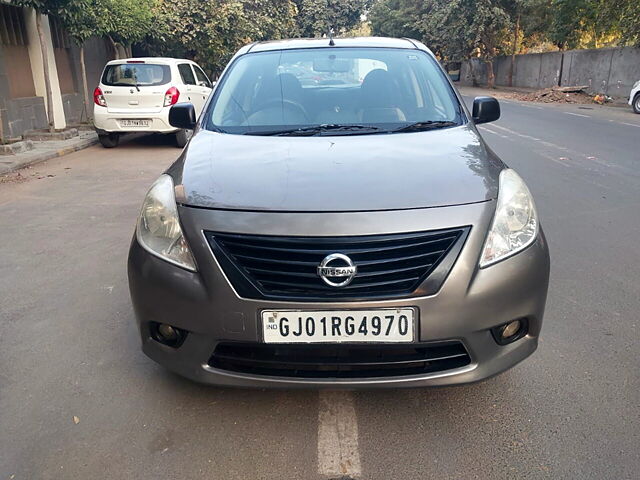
[563,112,590,118]
[480,123,623,173]
[518,103,544,110]
[317,390,361,478]
[607,119,640,128]
[478,125,509,139]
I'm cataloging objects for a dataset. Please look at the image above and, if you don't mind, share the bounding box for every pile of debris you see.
[515,85,594,104]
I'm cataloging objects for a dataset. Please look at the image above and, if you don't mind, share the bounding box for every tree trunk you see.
[508,14,520,87]
[487,58,495,89]
[108,36,120,59]
[36,13,55,132]
[79,44,90,122]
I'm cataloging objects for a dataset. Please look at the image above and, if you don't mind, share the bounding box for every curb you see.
[0,135,98,176]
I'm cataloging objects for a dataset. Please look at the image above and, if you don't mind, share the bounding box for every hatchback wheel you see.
[634,94,640,114]
[98,133,120,148]
[174,129,192,148]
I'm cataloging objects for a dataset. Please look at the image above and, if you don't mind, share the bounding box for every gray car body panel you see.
[171,126,502,212]
[128,37,550,387]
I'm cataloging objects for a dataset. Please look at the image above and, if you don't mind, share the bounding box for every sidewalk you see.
[0,130,98,175]
[457,84,629,108]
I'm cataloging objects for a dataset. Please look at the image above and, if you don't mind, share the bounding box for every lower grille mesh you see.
[209,342,471,378]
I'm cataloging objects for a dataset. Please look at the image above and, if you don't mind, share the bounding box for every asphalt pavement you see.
[1,97,639,479]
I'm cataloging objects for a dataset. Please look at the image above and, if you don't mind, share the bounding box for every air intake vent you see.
[205,227,469,301]
[209,341,471,378]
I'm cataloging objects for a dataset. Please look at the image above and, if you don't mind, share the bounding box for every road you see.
[1,97,639,480]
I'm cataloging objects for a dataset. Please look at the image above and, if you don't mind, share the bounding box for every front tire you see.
[174,129,192,148]
[98,133,120,148]
[633,94,640,114]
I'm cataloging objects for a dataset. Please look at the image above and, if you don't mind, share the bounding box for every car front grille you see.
[209,341,471,379]
[205,227,469,301]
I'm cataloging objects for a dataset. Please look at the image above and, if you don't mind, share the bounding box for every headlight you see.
[479,169,538,267]
[136,174,197,271]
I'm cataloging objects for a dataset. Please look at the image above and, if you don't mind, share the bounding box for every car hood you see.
[171,126,503,212]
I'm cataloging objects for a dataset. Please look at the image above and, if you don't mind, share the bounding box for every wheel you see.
[175,129,192,148]
[98,133,119,148]
[633,93,640,114]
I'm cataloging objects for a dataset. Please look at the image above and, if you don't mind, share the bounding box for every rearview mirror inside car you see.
[472,96,500,124]
[169,103,197,130]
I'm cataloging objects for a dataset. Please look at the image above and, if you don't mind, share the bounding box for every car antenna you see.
[328,28,335,46]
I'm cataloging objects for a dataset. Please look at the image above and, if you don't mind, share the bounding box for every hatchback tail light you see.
[164,87,180,107]
[93,87,107,107]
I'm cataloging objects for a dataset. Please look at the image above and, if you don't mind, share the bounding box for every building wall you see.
[460,47,640,100]
[0,5,113,142]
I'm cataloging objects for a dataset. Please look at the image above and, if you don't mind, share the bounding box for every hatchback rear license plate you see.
[119,119,149,127]
[261,309,415,344]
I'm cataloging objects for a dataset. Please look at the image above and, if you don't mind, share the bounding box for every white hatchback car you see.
[630,80,640,114]
[93,58,213,147]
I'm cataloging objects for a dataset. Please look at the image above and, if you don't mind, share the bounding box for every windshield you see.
[206,47,463,135]
[101,63,171,87]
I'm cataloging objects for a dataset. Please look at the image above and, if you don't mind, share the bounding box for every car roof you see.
[105,57,195,65]
[238,37,429,55]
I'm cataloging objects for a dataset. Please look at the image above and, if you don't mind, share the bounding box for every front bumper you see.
[128,201,550,388]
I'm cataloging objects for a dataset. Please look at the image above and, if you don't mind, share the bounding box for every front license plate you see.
[119,119,150,127]
[261,309,415,344]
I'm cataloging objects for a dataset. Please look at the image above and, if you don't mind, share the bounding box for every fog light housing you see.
[150,322,187,348]
[491,319,528,345]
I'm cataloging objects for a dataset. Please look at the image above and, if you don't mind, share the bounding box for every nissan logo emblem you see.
[317,253,357,287]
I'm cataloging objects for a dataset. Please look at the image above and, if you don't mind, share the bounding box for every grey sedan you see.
[128,37,550,388]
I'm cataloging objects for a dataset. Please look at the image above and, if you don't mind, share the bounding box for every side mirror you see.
[169,103,196,130]
[472,96,500,124]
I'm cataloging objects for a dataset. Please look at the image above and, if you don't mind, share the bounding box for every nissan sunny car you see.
[128,37,550,388]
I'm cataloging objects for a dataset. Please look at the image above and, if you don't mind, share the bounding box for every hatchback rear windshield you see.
[206,47,462,135]
[101,63,171,87]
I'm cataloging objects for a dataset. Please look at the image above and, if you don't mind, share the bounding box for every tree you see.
[370,0,516,88]
[294,0,369,37]
[56,3,98,121]
[96,0,157,58]
[148,0,299,76]
[368,0,424,40]
[16,0,156,127]
[616,0,640,46]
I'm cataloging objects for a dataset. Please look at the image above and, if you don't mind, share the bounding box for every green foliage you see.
[616,1,640,46]
[97,0,156,45]
[147,0,299,75]
[368,0,422,39]
[293,0,369,37]
[370,0,513,61]
[369,0,639,55]
[16,0,156,45]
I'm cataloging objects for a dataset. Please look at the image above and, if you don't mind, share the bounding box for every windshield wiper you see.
[245,124,383,136]
[391,121,458,133]
[132,72,141,92]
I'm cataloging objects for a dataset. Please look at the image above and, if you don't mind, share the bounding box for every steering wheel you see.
[253,99,309,123]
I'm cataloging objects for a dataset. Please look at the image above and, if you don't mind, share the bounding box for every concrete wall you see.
[460,47,640,100]
[61,92,83,125]
[0,41,48,140]
[0,8,113,142]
